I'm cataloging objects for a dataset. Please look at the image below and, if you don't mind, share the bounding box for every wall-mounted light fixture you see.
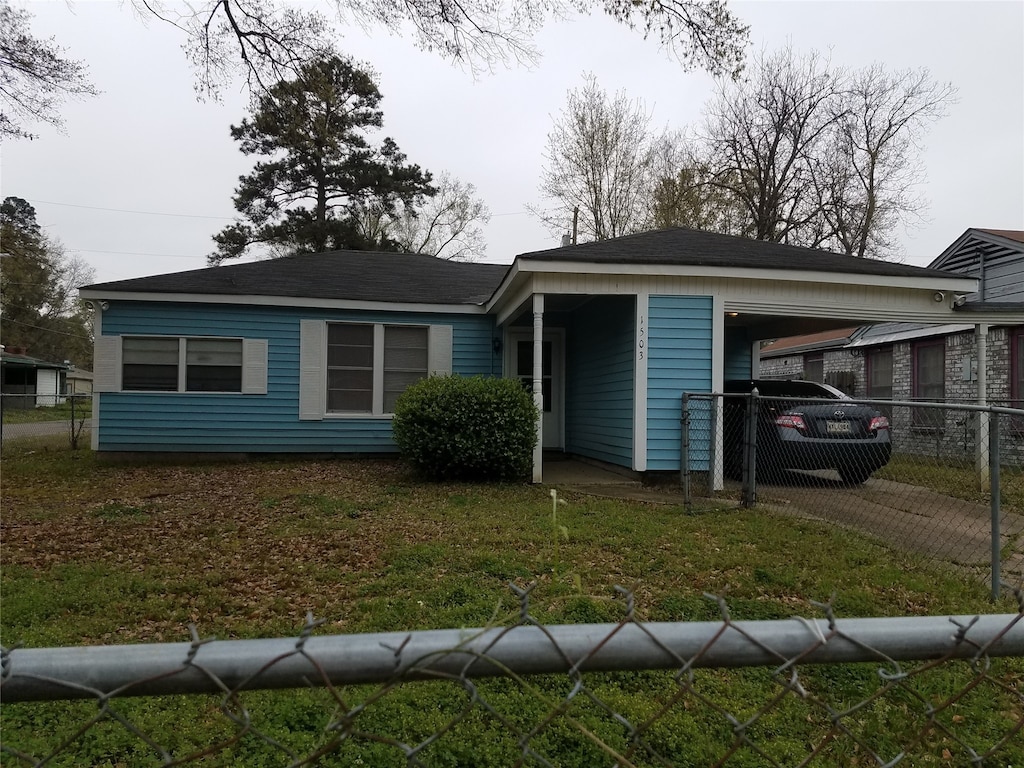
[492,337,503,354]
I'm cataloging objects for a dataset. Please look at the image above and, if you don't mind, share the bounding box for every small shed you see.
[0,347,70,409]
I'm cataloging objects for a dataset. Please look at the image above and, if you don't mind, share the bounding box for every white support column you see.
[532,294,545,483]
[711,297,726,491]
[976,323,990,485]
[633,293,648,472]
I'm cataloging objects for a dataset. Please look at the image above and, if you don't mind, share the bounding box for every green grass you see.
[0,399,90,425]
[1,441,1022,766]
[877,453,1024,515]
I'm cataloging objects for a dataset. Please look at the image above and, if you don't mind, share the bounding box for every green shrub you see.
[391,375,538,481]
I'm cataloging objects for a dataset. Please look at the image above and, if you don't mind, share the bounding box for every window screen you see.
[122,337,179,391]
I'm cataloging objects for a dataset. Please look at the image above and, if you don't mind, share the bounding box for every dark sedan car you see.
[723,379,892,485]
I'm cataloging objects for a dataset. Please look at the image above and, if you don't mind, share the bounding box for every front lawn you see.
[1,439,1021,766]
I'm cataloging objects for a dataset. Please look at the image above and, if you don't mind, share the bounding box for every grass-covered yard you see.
[1,437,1021,766]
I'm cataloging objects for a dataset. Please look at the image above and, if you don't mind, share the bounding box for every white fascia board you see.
[76,289,488,315]
[511,260,978,292]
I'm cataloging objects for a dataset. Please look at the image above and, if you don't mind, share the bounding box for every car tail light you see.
[775,414,807,431]
[869,415,890,431]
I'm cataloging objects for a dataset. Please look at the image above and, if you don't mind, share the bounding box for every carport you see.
[483,228,1018,484]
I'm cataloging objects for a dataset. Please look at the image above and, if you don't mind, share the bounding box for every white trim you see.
[77,290,488,315]
[91,305,102,451]
[92,336,122,393]
[532,294,544,483]
[750,340,761,378]
[712,296,725,396]
[633,292,648,472]
[427,325,454,376]
[299,320,325,420]
[511,259,978,292]
[493,280,536,326]
[242,339,269,395]
[372,324,385,415]
[710,297,726,491]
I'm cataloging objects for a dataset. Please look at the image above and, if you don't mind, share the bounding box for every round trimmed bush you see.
[391,375,538,481]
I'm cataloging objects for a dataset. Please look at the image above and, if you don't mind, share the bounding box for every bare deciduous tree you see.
[532,74,661,242]
[702,46,844,246]
[133,0,748,100]
[697,47,956,259]
[817,64,956,259]
[390,173,490,260]
[0,2,98,139]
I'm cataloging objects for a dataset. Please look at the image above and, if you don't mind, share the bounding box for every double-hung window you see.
[803,352,824,383]
[313,321,439,417]
[866,347,893,399]
[912,339,945,428]
[113,336,261,394]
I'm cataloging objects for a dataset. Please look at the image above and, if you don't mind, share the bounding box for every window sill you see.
[323,413,395,420]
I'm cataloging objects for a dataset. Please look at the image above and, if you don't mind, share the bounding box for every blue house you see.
[80,228,995,483]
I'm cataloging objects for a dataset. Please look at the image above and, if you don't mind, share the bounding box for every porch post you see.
[532,294,545,483]
[976,323,990,486]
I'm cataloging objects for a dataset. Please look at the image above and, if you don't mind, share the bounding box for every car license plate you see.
[826,420,852,435]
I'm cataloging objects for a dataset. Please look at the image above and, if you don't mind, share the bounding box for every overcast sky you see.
[2,1,1022,286]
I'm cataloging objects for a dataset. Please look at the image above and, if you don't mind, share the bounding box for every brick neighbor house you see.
[758,229,1024,461]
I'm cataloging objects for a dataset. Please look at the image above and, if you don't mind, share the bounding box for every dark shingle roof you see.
[83,251,511,305]
[519,227,961,280]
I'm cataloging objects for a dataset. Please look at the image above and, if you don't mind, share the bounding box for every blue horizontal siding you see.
[725,328,752,381]
[565,296,634,467]
[647,295,713,471]
[98,300,495,453]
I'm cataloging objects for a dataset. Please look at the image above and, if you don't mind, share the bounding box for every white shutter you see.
[427,325,453,376]
[93,336,122,392]
[241,338,268,395]
[299,320,324,420]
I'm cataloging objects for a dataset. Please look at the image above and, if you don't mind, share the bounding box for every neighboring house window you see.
[96,335,267,395]
[325,322,429,415]
[803,352,824,383]
[913,339,945,428]
[866,347,893,400]
[122,337,244,392]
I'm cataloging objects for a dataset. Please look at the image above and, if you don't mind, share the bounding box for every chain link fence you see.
[681,393,1024,599]
[2,585,1023,767]
[0,393,91,449]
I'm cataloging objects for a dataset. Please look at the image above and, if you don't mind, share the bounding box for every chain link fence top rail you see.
[681,395,1024,595]
[2,585,1023,767]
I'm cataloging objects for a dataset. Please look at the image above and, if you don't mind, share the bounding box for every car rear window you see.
[726,380,845,399]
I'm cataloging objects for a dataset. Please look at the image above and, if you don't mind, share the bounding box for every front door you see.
[512,333,563,450]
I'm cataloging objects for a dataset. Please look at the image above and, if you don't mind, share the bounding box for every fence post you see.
[742,388,759,508]
[990,411,1001,602]
[680,393,691,506]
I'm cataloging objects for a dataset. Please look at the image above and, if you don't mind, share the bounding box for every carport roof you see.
[519,227,958,280]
